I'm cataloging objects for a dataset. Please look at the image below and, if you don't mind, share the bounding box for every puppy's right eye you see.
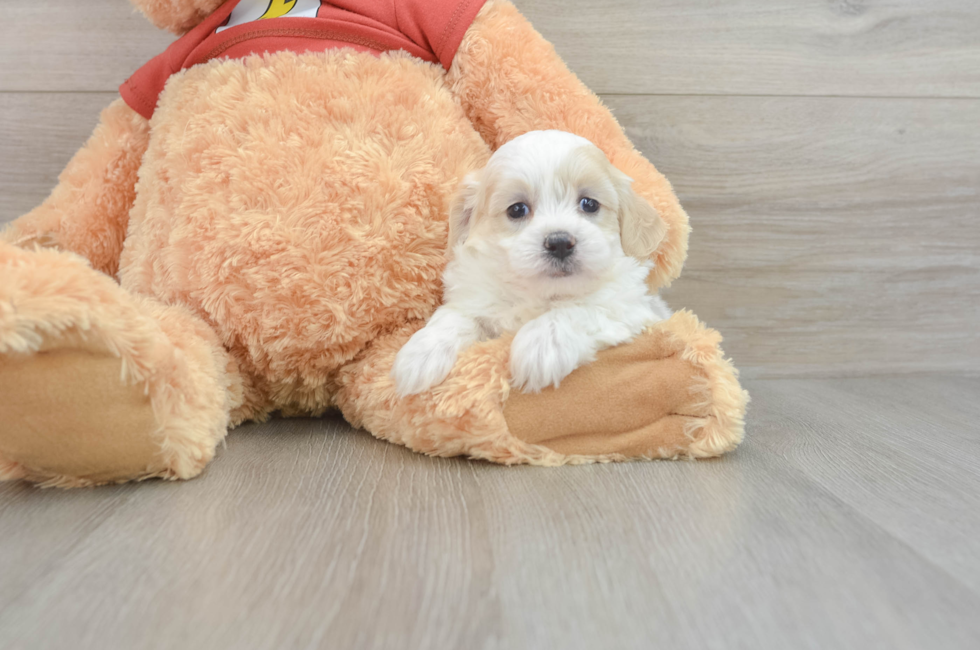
[507,203,530,220]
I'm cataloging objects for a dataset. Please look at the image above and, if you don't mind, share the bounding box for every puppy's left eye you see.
[579,197,600,213]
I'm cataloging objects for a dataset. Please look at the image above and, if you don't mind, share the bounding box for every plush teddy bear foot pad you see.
[0,242,238,487]
[0,341,160,487]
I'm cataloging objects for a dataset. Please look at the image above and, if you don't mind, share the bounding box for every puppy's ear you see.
[448,170,482,250]
[614,169,667,260]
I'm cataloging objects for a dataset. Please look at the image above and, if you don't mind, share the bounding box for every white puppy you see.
[392,130,671,397]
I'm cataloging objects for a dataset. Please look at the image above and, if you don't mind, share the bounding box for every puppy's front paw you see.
[510,320,581,393]
[391,329,459,397]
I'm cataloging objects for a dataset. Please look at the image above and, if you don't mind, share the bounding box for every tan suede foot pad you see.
[504,352,705,459]
[0,349,161,485]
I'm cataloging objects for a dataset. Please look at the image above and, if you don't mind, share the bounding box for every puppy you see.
[392,130,671,397]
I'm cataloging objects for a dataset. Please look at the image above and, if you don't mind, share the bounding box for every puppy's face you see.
[450,131,665,294]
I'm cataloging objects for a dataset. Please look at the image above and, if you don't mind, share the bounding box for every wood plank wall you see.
[1,0,977,377]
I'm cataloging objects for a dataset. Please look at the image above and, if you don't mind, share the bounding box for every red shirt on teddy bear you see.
[121,0,487,120]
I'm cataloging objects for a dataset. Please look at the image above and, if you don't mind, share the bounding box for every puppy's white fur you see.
[392,130,671,397]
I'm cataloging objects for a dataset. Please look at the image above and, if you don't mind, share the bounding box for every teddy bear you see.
[0,0,748,487]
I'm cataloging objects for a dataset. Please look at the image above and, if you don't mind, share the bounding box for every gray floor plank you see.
[1,377,978,650]
[0,0,172,93]
[0,418,502,650]
[520,0,980,97]
[470,440,980,650]
[0,482,133,612]
[749,377,980,592]
[5,1,980,98]
[634,95,980,378]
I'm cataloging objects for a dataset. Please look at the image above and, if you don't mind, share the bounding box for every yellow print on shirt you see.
[260,0,298,20]
[218,0,322,33]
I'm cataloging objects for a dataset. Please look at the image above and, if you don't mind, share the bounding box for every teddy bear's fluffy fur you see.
[0,0,747,487]
[135,0,227,34]
[123,49,490,421]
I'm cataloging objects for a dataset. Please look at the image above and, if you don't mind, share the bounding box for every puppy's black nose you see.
[544,231,576,261]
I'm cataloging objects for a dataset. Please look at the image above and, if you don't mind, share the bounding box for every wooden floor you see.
[1,376,978,649]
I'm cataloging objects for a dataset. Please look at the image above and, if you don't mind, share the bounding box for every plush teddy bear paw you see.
[504,313,748,460]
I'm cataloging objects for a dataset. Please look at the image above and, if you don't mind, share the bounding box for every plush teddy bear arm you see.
[447,0,689,289]
[1,98,150,277]
[335,311,746,464]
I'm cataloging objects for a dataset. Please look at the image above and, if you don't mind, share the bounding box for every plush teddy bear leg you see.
[334,311,747,465]
[0,241,242,487]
